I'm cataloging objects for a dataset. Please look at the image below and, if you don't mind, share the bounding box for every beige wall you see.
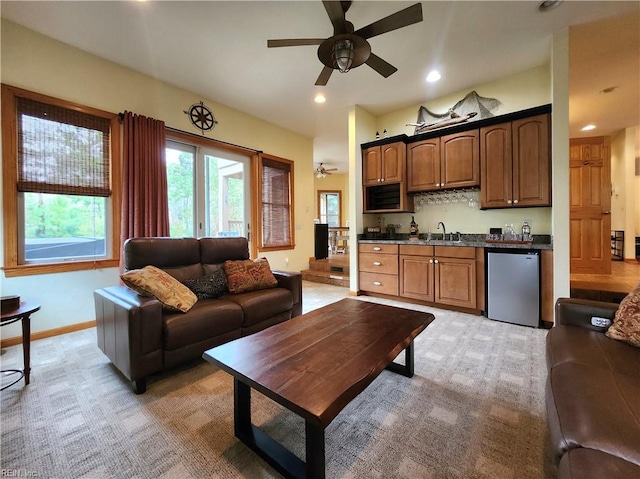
[0,20,315,336]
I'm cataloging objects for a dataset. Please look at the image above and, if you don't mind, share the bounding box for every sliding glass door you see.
[166,141,250,239]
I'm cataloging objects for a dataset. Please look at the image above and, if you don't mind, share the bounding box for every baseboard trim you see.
[0,320,96,348]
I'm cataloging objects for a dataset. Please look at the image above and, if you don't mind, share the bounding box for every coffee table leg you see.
[305,420,325,479]
[385,341,415,378]
[233,378,310,479]
[234,378,252,439]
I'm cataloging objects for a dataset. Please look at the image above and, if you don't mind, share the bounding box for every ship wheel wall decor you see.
[184,101,218,134]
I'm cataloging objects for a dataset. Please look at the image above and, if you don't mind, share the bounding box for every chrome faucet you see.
[437,222,446,240]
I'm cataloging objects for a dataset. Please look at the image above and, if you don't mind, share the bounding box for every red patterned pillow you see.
[606,281,640,347]
[224,257,278,294]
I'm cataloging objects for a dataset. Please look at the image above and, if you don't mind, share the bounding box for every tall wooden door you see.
[569,136,611,274]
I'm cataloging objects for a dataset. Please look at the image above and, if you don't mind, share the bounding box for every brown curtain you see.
[121,111,169,258]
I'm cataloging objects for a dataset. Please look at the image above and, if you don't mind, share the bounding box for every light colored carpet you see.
[1,283,550,478]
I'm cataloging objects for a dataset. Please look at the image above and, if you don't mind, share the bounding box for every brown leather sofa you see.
[94,237,302,394]
[545,298,640,478]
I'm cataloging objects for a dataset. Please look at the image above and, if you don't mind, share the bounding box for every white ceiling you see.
[2,1,639,173]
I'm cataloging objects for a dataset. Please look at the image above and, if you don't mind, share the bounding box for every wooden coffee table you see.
[203,298,435,479]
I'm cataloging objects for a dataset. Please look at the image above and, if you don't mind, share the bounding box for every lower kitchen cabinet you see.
[399,245,477,309]
[358,244,399,296]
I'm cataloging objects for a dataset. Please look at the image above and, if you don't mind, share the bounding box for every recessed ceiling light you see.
[314,94,326,104]
[538,1,563,12]
[581,124,596,131]
[426,70,441,83]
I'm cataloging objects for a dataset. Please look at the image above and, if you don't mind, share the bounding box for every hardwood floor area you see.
[571,260,640,302]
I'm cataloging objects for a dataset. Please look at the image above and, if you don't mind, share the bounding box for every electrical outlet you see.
[396,224,402,229]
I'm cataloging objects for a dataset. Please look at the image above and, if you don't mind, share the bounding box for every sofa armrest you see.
[94,285,164,390]
[554,298,619,332]
[272,270,303,317]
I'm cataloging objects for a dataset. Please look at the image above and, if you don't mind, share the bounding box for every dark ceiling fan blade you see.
[315,66,334,86]
[366,53,398,78]
[268,39,325,48]
[354,3,423,40]
[323,0,347,34]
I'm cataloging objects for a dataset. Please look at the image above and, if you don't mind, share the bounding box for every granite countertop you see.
[358,233,553,250]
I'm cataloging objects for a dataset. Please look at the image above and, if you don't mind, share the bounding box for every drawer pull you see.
[373,247,381,251]
[373,281,382,286]
[373,261,382,266]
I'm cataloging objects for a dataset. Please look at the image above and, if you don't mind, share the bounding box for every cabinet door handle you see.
[507,199,512,204]
[429,259,434,264]
[434,259,439,264]
[373,247,381,251]
[373,281,382,286]
[373,261,381,266]
[513,199,519,204]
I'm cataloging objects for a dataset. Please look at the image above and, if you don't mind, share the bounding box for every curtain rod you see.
[165,126,262,155]
[117,113,262,155]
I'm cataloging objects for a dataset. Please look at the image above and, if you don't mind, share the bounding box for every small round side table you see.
[1,302,40,390]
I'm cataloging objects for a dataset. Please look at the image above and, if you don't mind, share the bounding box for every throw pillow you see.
[121,265,197,313]
[224,257,278,294]
[606,281,640,347]
[182,269,228,300]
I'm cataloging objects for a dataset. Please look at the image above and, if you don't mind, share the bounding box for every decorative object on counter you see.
[522,221,532,241]
[408,91,502,135]
[366,226,381,233]
[485,224,533,244]
[375,131,380,140]
[383,129,388,138]
[385,224,396,238]
[409,216,419,240]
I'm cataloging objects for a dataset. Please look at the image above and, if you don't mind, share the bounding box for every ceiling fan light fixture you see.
[332,39,356,73]
[316,171,326,178]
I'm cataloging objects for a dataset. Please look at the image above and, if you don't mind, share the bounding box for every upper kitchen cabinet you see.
[363,141,405,185]
[441,130,480,189]
[481,113,550,208]
[407,131,479,192]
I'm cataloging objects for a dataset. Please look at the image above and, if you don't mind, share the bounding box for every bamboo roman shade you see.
[261,157,292,247]
[16,97,111,197]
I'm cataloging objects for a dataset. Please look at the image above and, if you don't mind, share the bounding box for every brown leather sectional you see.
[94,237,302,394]
[546,298,640,478]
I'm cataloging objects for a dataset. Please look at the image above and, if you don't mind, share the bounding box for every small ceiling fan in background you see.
[315,163,338,178]
[268,1,423,86]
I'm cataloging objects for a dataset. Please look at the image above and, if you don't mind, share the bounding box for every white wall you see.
[1,20,315,338]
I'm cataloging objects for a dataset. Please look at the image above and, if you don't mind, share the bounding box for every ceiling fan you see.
[316,163,338,178]
[267,1,423,86]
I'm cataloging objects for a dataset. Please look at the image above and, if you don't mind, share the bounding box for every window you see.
[318,190,341,227]
[2,85,120,276]
[165,137,251,239]
[259,154,294,251]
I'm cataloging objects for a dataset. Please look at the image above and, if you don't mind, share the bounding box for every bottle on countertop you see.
[522,221,531,240]
[375,131,380,140]
[410,216,418,237]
